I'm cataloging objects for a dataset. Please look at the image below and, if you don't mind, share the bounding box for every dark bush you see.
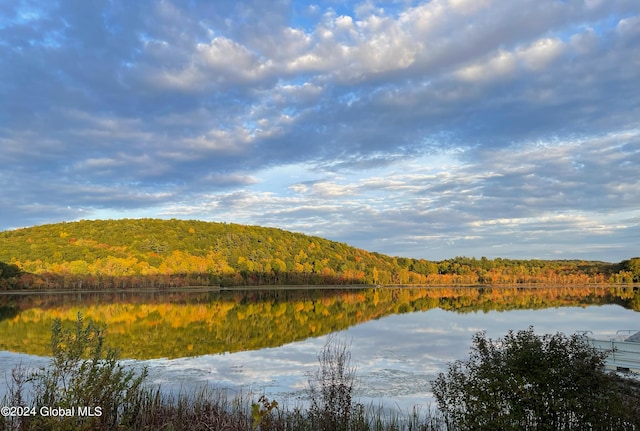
[432,326,640,430]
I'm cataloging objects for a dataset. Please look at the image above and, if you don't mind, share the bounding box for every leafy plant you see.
[24,313,147,430]
[432,326,640,430]
[251,395,279,430]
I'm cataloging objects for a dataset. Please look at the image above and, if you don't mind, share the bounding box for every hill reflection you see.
[0,285,637,359]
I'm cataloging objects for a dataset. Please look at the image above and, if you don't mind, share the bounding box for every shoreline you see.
[1,282,638,295]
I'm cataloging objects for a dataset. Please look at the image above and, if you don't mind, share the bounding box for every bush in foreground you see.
[2,314,147,431]
[432,327,640,430]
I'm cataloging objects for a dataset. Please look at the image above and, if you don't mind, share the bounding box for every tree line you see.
[1,219,638,290]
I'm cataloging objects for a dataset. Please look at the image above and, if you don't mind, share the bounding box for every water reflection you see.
[0,287,638,411]
[133,304,637,411]
[1,286,637,359]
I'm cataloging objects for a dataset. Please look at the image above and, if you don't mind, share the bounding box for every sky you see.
[0,0,638,262]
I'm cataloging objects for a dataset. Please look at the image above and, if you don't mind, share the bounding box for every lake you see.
[1,286,638,411]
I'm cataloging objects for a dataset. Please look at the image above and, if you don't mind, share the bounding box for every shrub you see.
[8,313,147,431]
[432,326,640,430]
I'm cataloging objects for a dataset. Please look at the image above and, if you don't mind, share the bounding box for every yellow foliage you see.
[1,286,636,359]
[274,303,287,317]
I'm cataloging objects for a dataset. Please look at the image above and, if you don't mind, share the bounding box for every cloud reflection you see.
[0,304,636,411]
[137,304,638,411]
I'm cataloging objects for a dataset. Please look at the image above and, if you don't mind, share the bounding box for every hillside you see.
[0,219,637,290]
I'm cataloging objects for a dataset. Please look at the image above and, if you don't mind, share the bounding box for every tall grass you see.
[1,385,448,431]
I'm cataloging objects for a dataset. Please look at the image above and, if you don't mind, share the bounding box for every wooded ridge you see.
[0,218,638,289]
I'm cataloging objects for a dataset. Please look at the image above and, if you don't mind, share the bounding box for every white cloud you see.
[517,37,565,71]
[196,37,271,80]
[455,50,517,82]
[455,36,565,83]
[448,0,494,15]
[616,15,640,39]
[181,128,254,155]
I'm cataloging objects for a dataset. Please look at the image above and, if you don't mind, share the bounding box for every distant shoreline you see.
[2,282,638,295]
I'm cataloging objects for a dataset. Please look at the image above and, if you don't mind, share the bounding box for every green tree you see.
[620,257,640,282]
[432,327,640,430]
[0,261,21,278]
[0,261,21,289]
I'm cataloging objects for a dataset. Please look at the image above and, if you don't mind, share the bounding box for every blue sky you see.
[1,0,638,261]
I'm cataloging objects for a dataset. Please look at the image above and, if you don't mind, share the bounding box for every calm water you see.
[1,287,638,411]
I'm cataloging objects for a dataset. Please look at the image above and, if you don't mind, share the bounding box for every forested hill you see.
[0,219,638,290]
